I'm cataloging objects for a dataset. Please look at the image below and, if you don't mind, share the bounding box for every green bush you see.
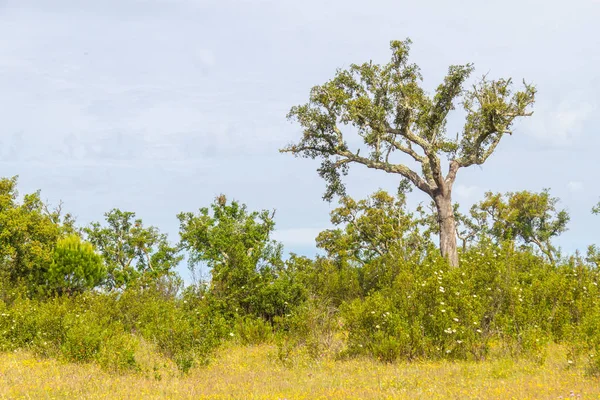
[48,234,106,295]
[113,286,229,371]
[0,286,230,373]
[233,316,274,345]
[339,243,600,362]
[275,297,341,362]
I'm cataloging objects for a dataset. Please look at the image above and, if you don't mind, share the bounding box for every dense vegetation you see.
[1,41,598,381]
[0,175,599,377]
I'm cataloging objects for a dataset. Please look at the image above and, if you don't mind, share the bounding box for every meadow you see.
[1,343,597,399]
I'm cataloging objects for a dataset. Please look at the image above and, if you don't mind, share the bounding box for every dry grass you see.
[0,343,598,399]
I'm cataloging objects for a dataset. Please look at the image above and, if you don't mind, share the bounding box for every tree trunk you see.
[434,193,459,267]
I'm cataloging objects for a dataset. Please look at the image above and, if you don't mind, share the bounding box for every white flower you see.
[441,309,446,313]
[453,318,459,322]
[456,340,463,344]
[439,286,445,293]
[476,329,482,333]
[229,332,235,337]
[375,325,380,329]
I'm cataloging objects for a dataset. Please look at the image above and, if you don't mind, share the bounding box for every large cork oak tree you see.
[281,39,535,267]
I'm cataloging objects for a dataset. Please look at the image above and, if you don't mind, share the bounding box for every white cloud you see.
[273,228,323,246]
[567,181,584,193]
[523,99,596,145]
[454,185,479,200]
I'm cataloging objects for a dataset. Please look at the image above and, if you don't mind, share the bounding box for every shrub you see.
[275,297,341,362]
[340,243,600,363]
[0,286,231,373]
[233,316,274,345]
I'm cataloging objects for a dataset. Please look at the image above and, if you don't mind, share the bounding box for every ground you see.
[0,344,597,399]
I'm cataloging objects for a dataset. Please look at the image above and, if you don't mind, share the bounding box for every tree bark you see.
[434,192,459,267]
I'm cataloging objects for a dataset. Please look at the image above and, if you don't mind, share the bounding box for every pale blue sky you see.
[1,0,599,278]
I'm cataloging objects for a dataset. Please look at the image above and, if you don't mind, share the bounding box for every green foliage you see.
[588,203,600,268]
[178,196,305,320]
[317,190,426,265]
[233,316,274,345]
[282,38,534,200]
[114,285,229,371]
[316,190,431,295]
[48,235,106,295]
[0,286,230,373]
[340,243,599,362]
[472,190,569,263]
[581,308,600,376]
[85,209,182,290]
[0,177,62,294]
[0,293,138,371]
[281,39,535,266]
[274,298,341,363]
[0,175,598,375]
[289,255,361,307]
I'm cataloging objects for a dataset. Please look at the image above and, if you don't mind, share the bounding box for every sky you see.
[1,0,599,279]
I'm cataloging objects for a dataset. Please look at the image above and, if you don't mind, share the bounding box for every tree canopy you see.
[282,39,535,266]
[84,209,182,290]
[471,190,569,263]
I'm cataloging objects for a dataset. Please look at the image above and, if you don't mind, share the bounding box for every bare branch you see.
[338,149,433,195]
[385,121,431,153]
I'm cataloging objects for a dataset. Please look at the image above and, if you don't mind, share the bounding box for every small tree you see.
[282,39,535,266]
[472,190,569,263]
[84,209,181,290]
[317,190,429,293]
[588,201,600,267]
[178,196,302,319]
[0,176,62,293]
[317,190,426,265]
[48,234,106,295]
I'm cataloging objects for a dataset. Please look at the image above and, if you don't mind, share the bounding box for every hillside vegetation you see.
[1,175,600,390]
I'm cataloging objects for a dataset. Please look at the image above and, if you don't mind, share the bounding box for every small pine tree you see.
[48,235,106,295]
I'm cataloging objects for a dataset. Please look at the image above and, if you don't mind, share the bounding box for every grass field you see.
[0,344,598,399]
